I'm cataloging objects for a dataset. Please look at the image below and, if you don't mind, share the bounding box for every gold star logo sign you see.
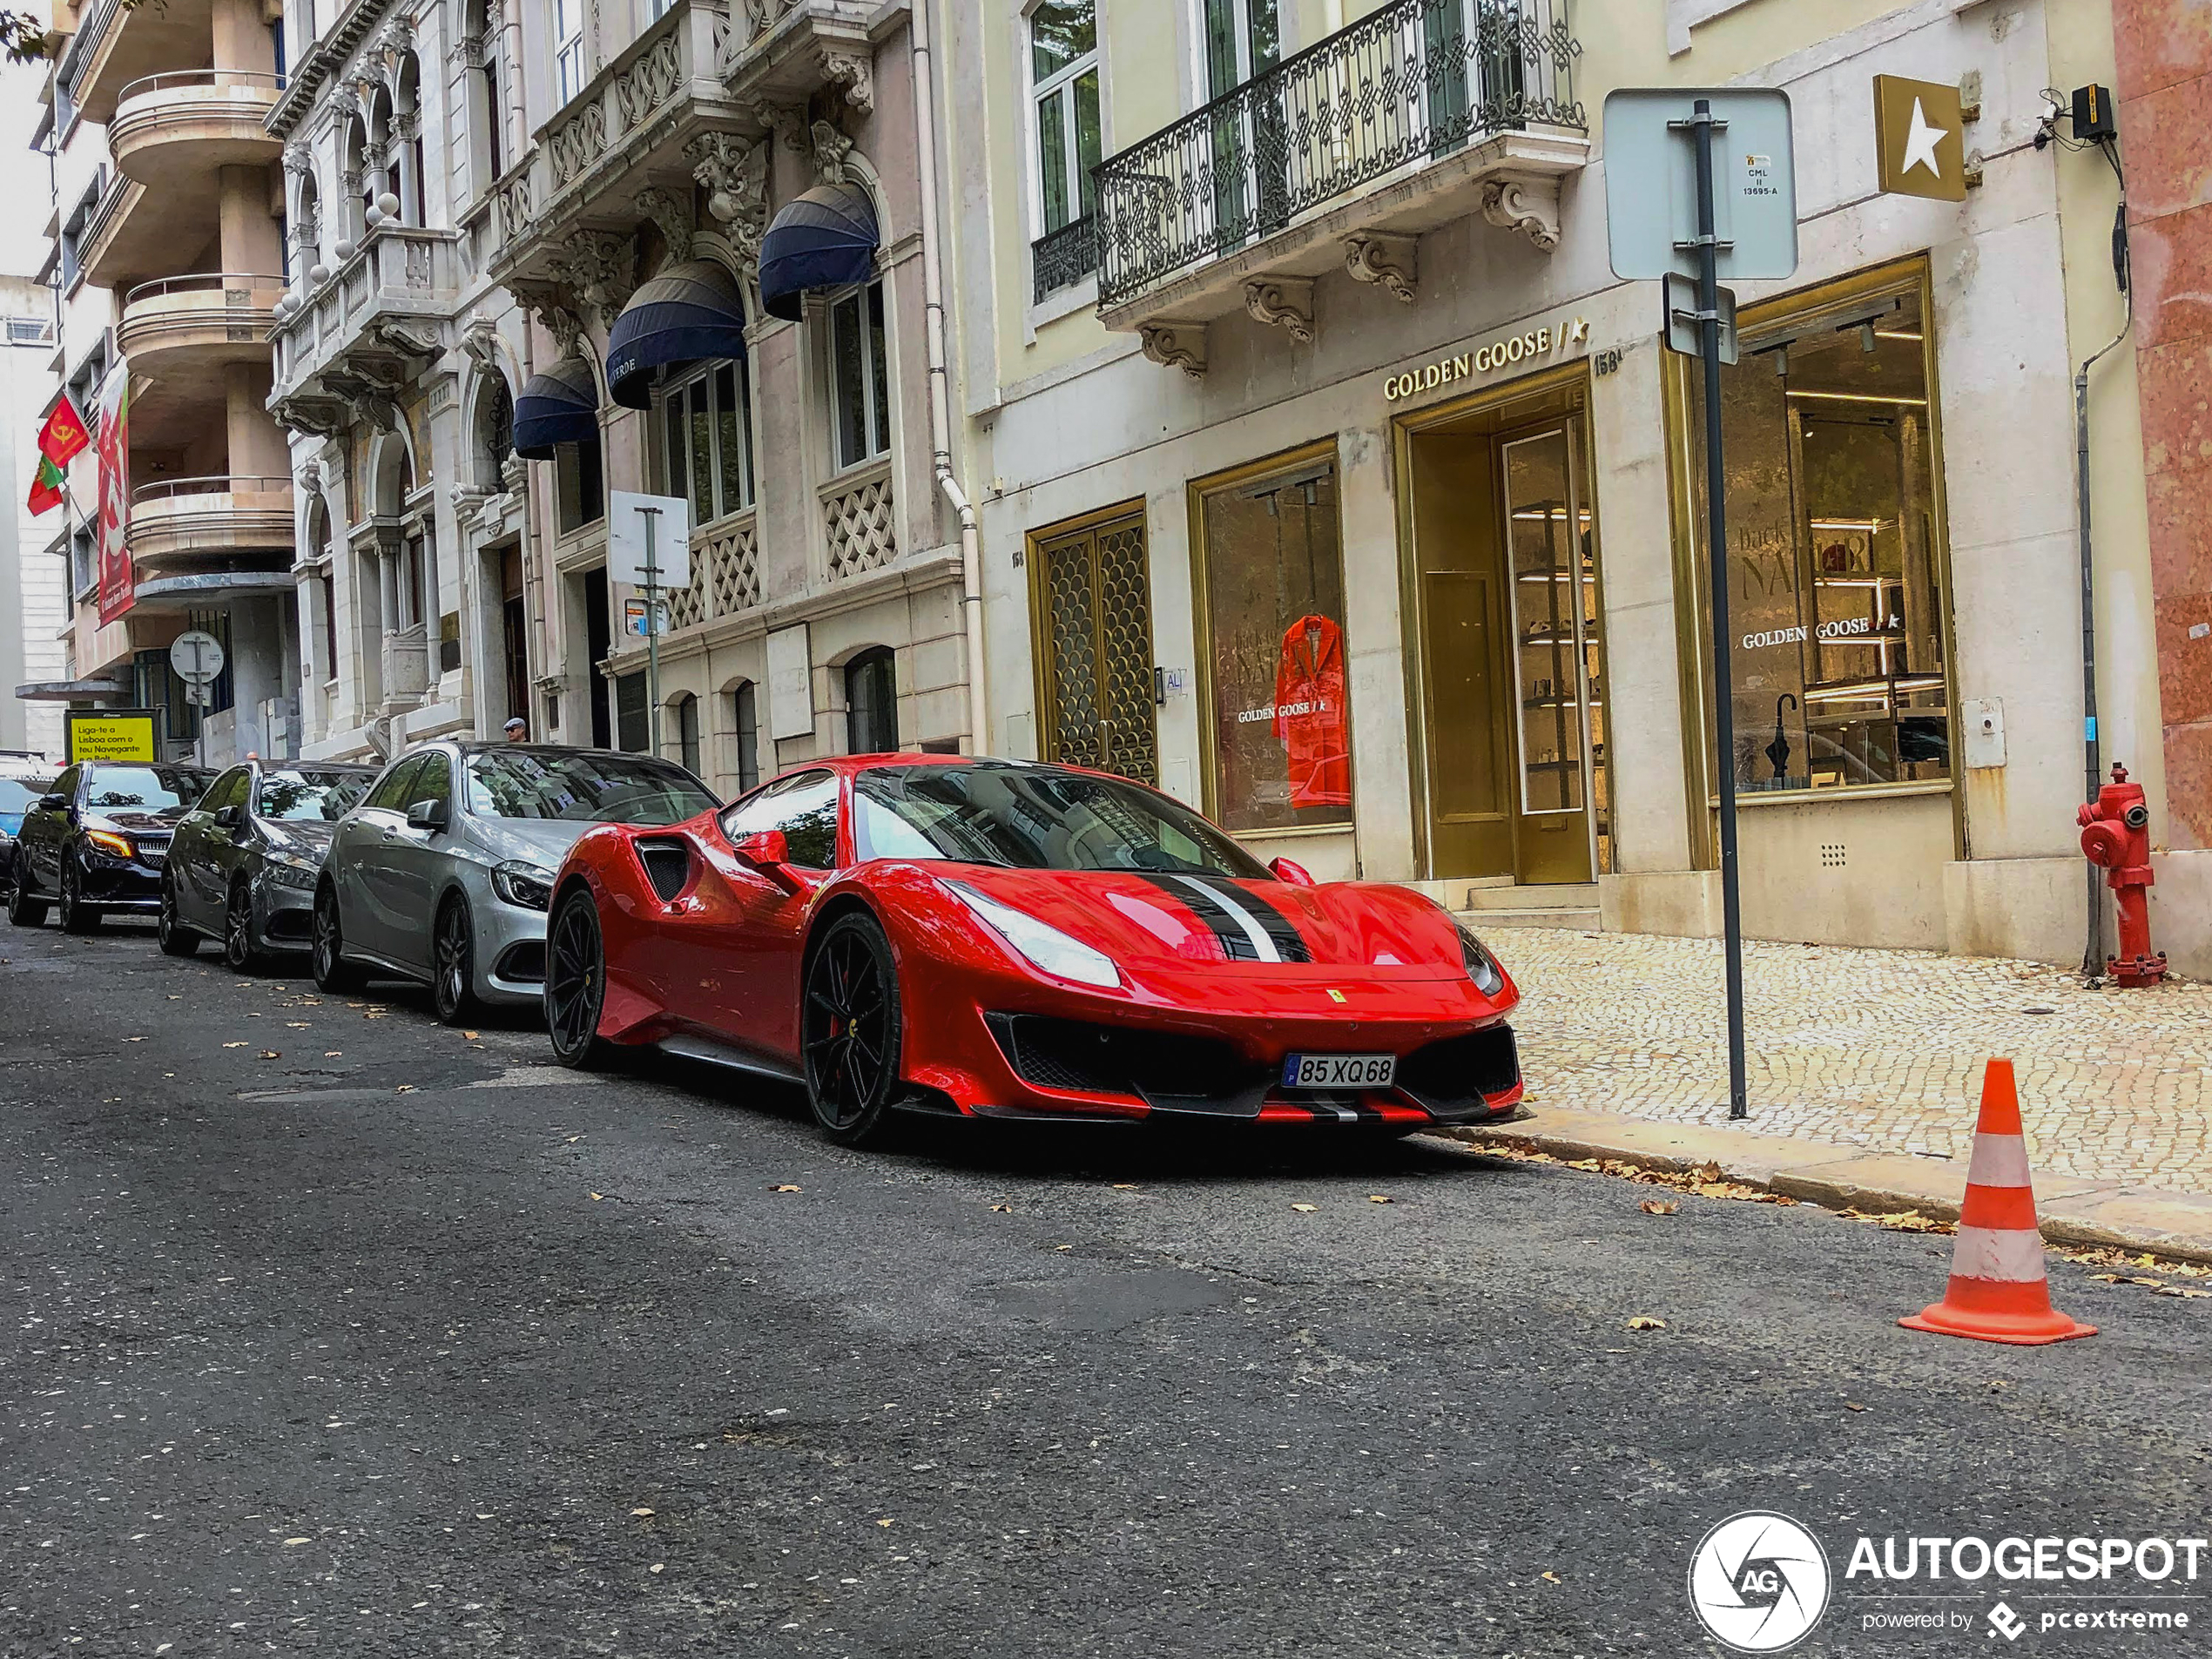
[1873,75,1966,202]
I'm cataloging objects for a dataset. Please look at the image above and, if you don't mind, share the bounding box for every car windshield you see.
[851,763,1271,878]
[257,770,371,822]
[462,751,717,826]
[0,778,53,813]
[84,766,210,812]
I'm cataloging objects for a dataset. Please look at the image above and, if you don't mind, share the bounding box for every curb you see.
[1433,1105,2212,1267]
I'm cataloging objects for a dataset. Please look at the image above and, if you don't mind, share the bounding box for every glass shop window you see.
[1196,453,1352,835]
[1688,282,1951,794]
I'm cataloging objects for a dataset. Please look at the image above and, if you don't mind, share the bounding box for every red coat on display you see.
[1273,614,1351,809]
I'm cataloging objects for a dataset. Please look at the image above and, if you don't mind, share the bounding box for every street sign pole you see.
[641,505,663,761]
[1683,96,1750,1123]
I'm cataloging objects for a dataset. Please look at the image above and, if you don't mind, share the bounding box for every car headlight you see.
[84,829,133,860]
[266,854,321,891]
[1456,922,1507,997]
[491,860,555,912]
[948,880,1121,989]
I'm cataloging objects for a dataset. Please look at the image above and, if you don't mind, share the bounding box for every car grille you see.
[135,839,169,867]
[1396,1025,1521,1112]
[985,1013,1269,1115]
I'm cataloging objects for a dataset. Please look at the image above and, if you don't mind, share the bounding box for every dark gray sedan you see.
[157,760,376,969]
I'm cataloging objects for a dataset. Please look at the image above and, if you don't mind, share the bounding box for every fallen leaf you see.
[1110,1184,1137,1190]
[258,1050,281,1060]
[771,1184,801,1194]
[1639,1198,1681,1217]
[324,1051,343,1057]
[564,1135,583,1143]
[989,1203,1011,1213]
[1290,1203,1318,1213]
[282,1537,311,1547]
[631,1507,655,1517]
[2091,1273,2122,1282]
[2154,1285,2212,1299]
[223,1042,247,1049]
[1367,1194,1394,1204]
[590,1191,605,1202]
[1541,1570,1560,1583]
[2128,1277,2166,1288]
[1844,1401,1868,1413]
[1627,1316,1667,1332]
[649,1562,664,1575]
[1694,1161,1724,1184]
[287,1022,311,1029]
[124,1036,145,1042]
[878,1518,894,1527]
[395,1084,415,1094]
[463,1030,480,1039]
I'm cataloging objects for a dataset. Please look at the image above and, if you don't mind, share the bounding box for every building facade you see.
[0,272,64,762]
[24,0,302,765]
[939,0,2202,974]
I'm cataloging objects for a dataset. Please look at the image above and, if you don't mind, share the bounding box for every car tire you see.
[9,867,47,927]
[544,887,610,1069]
[431,894,478,1026]
[801,910,905,1149]
[57,854,100,934]
[312,882,367,994]
[157,872,199,957]
[223,880,261,974]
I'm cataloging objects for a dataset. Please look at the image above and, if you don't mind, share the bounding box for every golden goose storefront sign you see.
[1383,316,1591,402]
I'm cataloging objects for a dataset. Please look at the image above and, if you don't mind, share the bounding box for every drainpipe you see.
[908,0,988,754]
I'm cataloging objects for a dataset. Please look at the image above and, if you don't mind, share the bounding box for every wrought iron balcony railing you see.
[1032,214,1100,304]
[1093,0,1583,308]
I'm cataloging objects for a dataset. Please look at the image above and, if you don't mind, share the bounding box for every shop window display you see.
[1687,282,1951,793]
[1198,455,1352,835]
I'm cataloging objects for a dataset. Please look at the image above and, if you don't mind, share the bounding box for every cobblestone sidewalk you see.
[1500,929,2212,1192]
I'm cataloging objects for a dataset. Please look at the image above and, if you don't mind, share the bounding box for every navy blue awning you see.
[604,260,749,410]
[758,181,880,323]
[511,356,600,460]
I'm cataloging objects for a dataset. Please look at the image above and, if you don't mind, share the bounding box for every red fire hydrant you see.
[2078,762,2168,988]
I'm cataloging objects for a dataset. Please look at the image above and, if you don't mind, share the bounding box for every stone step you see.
[1457,906,1604,932]
[1460,881,1600,913]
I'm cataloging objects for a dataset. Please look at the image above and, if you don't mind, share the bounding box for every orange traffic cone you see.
[1899,1059,2096,1346]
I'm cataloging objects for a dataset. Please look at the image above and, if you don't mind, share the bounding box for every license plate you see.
[1282,1053,1396,1090]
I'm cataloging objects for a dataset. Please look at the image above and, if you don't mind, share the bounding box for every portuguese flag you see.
[26,454,64,516]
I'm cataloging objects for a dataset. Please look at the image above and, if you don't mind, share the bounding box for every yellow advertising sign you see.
[1873,75,1967,203]
[65,709,159,763]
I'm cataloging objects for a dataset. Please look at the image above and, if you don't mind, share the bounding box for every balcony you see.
[109,71,286,191]
[128,475,294,577]
[64,0,219,124]
[117,273,284,378]
[492,1,742,286]
[1032,214,1099,304]
[1092,0,1588,363]
[271,226,460,430]
[720,0,874,110]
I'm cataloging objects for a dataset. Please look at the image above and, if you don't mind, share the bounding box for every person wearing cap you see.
[502,716,528,742]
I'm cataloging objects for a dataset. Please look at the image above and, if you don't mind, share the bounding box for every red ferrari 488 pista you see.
[544,756,1522,1145]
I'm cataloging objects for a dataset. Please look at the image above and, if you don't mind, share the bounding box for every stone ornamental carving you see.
[818,49,874,116]
[756,103,809,156]
[1138,322,1207,378]
[459,314,502,371]
[555,231,637,327]
[687,132,770,274]
[1480,175,1563,252]
[370,317,442,361]
[509,279,586,361]
[810,120,853,187]
[635,185,695,266]
[1244,277,1315,343]
[1344,231,1418,303]
[282,141,313,180]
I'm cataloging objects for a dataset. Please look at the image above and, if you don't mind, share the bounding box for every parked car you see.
[158,759,376,969]
[8,761,214,932]
[543,755,1525,1147]
[314,742,718,1023]
[0,773,56,894]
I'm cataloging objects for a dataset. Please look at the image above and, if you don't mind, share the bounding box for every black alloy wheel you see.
[312,883,367,994]
[544,889,609,1068]
[9,864,47,927]
[224,880,259,973]
[801,911,904,1148]
[57,853,100,934]
[432,896,477,1026]
[157,872,199,956]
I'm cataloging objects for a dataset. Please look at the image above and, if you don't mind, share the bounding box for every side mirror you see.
[1268,856,1316,887]
[36,793,64,813]
[405,798,449,833]
[213,804,245,833]
[734,828,802,892]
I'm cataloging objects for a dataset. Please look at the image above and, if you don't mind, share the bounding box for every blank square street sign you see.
[1602,88,1799,283]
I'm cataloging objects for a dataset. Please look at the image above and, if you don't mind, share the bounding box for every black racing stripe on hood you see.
[1134,872,1263,961]
[1182,874,1313,963]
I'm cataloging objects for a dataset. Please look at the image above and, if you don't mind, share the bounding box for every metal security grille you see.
[1036,511,1157,785]
[1093,0,1584,307]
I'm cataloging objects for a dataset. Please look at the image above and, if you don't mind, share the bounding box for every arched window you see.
[732,680,759,792]
[672,692,701,776]
[845,648,898,755]
[341,117,370,239]
[394,55,423,223]
[293,172,320,274]
[476,374,514,489]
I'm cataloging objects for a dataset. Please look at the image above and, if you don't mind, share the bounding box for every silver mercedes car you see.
[312,741,718,1023]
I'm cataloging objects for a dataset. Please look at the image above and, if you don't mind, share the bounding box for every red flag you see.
[37,395,90,469]
[95,374,133,626]
[26,454,64,516]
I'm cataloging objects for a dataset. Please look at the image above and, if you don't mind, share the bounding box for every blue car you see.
[0,774,55,892]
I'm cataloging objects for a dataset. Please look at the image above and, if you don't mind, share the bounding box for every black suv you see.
[9,760,212,933]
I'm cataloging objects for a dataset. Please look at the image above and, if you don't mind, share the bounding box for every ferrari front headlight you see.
[1456,922,1506,997]
[948,881,1121,989]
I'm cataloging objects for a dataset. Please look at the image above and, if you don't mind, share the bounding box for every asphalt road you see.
[4,922,2210,1659]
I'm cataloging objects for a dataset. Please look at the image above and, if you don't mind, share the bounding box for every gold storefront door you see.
[1033,508,1159,784]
